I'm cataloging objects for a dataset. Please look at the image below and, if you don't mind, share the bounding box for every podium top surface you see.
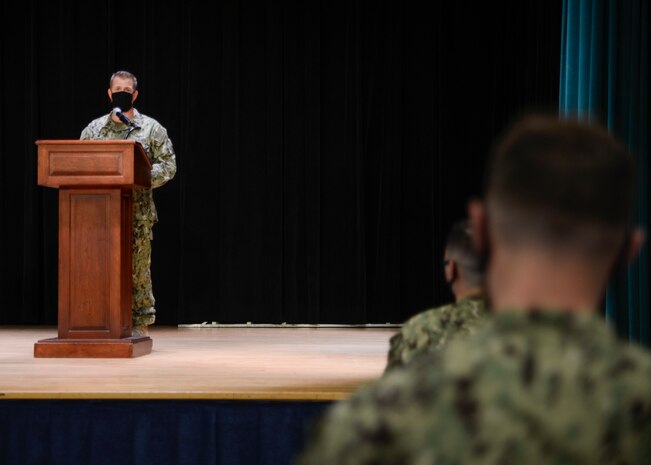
[37,139,152,188]
[37,139,143,145]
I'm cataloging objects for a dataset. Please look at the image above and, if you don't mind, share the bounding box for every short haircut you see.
[486,114,636,256]
[110,70,138,90]
[446,220,483,287]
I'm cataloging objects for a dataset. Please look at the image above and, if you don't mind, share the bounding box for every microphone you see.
[112,107,138,128]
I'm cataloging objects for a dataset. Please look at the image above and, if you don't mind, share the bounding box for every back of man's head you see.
[485,114,636,260]
[446,220,483,288]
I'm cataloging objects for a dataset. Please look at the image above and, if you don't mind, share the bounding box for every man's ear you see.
[107,88,113,101]
[626,227,646,263]
[132,90,139,103]
[444,259,457,284]
[468,199,487,254]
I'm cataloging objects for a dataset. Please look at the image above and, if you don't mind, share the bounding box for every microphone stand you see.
[113,107,141,139]
[125,125,140,139]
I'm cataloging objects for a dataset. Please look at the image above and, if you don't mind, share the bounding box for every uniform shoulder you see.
[400,298,485,336]
[441,310,651,389]
[401,303,455,332]
[135,112,172,142]
[83,114,110,130]
[457,296,486,312]
[136,112,160,124]
[134,111,167,130]
[80,114,111,139]
[608,338,651,383]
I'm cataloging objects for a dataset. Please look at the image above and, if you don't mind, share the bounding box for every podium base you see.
[34,337,152,358]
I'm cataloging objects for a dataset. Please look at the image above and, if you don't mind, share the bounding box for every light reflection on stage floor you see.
[0,326,396,400]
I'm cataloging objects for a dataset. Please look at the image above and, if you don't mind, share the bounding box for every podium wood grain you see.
[35,140,152,357]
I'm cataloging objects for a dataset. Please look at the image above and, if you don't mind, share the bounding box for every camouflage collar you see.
[458,295,485,305]
[490,309,611,338]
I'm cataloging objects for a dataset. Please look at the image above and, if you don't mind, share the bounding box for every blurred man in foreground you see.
[296,114,651,465]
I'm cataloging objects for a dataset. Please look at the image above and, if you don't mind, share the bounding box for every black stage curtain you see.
[0,1,561,325]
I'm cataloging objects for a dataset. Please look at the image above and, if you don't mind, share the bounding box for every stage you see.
[0,325,396,465]
[0,326,395,400]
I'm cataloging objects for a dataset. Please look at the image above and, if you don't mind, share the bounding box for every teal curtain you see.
[559,0,649,346]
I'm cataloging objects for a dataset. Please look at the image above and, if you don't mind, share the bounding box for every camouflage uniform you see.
[296,311,651,465]
[80,109,176,332]
[385,297,486,372]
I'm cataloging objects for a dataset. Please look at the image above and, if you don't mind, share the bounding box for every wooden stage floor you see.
[0,326,396,401]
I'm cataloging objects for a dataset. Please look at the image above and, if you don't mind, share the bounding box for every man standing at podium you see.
[80,70,177,337]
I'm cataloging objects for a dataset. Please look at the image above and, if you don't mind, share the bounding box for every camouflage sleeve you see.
[295,369,432,465]
[385,332,407,372]
[149,124,177,188]
[384,307,452,374]
[80,126,92,140]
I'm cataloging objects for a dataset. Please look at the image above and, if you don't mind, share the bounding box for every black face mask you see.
[110,91,134,112]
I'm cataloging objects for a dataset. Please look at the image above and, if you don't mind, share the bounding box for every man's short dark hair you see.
[486,114,636,256]
[110,70,138,90]
[446,220,483,287]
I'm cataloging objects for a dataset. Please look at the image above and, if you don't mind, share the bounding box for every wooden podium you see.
[34,140,153,358]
